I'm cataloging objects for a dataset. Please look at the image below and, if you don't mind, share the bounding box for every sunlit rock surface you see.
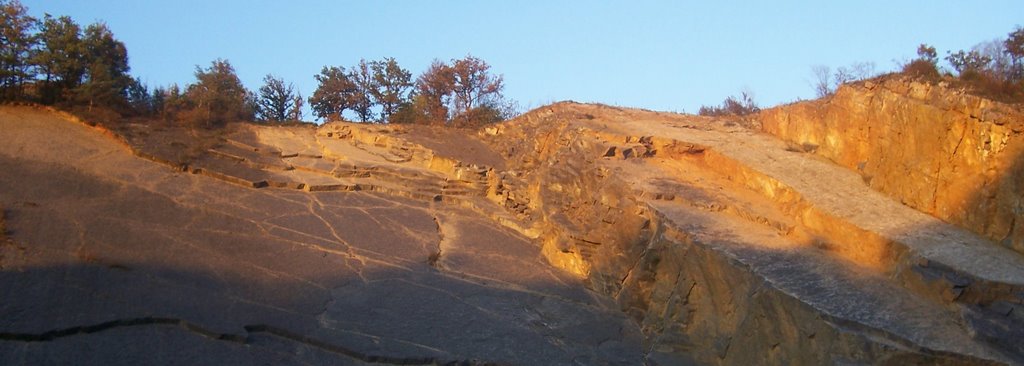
[0,97,1022,365]
[759,76,1024,255]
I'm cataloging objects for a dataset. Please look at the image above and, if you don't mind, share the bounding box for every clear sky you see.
[21,0,1024,117]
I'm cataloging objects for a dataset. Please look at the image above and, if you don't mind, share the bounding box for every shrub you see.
[902,59,941,81]
[698,91,760,117]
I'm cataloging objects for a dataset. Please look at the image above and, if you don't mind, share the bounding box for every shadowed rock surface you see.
[1,89,1023,365]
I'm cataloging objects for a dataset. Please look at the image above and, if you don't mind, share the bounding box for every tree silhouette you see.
[256,74,296,122]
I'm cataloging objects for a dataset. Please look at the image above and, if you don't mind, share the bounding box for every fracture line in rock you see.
[0,318,468,365]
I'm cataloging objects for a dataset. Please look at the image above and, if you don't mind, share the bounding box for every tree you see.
[31,14,84,104]
[450,55,503,116]
[309,65,355,122]
[414,59,455,124]
[370,57,412,122]
[811,62,875,97]
[185,59,252,126]
[903,43,941,80]
[152,83,185,121]
[973,39,1013,81]
[150,85,166,118]
[75,22,131,110]
[0,0,37,100]
[946,49,992,76]
[255,74,296,122]
[1007,26,1024,81]
[917,44,938,65]
[404,56,512,126]
[811,65,831,98]
[349,59,376,122]
[290,91,303,121]
[126,77,152,115]
[833,62,875,86]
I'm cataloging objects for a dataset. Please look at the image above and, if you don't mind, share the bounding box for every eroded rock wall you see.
[483,103,1014,364]
[758,77,1024,254]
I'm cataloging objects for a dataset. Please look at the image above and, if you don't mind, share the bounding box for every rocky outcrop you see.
[484,103,1024,364]
[1,98,1022,365]
[758,77,1024,255]
[0,106,642,365]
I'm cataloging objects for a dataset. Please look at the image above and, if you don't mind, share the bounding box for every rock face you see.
[0,106,642,365]
[758,76,1024,255]
[0,96,1022,365]
[485,104,1024,365]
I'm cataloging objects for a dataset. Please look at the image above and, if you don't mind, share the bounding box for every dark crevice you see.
[0,317,497,365]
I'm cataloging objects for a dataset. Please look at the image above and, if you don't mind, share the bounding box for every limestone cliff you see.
[758,77,1024,255]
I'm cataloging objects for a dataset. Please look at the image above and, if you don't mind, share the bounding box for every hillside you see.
[0,80,1022,365]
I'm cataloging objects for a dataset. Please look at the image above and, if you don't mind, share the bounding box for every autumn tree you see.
[349,59,376,122]
[450,55,503,116]
[370,57,412,122]
[31,14,84,103]
[413,59,455,124]
[309,66,355,122]
[0,0,37,100]
[255,74,296,122]
[74,22,132,110]
[397,56,513,126]
[184,59,252,126]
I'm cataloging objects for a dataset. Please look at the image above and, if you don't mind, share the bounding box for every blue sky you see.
[22,1,1024,116]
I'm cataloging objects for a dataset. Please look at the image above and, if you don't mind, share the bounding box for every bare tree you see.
[973,39,1012,81]
[811,65,832,98]
[290,91,303,121]
[834,62,875,87]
